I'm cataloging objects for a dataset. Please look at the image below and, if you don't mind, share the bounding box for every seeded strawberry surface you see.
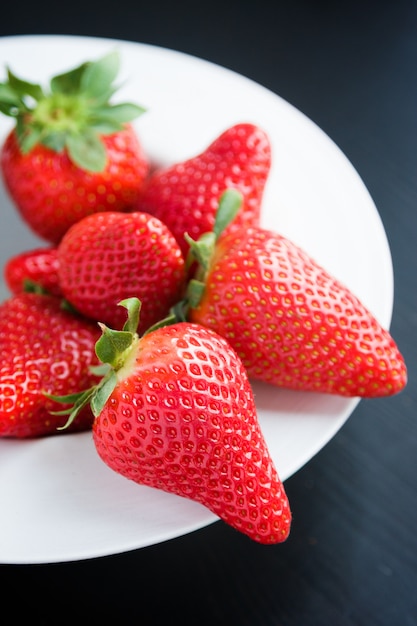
[58,211,186,333]
[136,123,271,256]
[190,227,407,397]
[0,51,148,245]
[0,293,101,438]
[93,322,291,544]
[1,125,150,244]
[4,247,61,296]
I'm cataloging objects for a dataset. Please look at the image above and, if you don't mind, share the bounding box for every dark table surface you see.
[1,2,416,624]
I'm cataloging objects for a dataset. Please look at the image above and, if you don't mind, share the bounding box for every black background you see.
[1,1,416,624]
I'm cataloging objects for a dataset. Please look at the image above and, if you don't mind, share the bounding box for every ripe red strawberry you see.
[187,224,407,398]
[0,51,150,243]
[55,298,291,544]
[0,292,101,438]
[4,246,61,296]
[135,123,271,256]
[57,211,187,334]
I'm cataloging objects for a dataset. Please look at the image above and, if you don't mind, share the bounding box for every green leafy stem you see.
[0,50,145,172]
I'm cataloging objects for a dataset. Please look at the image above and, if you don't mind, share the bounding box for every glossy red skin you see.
[1,124,150,244]
[189,228,407,398]
[4,247,62,297]
[136,123,271,256]
[0,293,101,438]
[93,323,291,544]
[58,211,186,334]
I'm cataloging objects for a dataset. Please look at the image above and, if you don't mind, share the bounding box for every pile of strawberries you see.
[0,51,407,545]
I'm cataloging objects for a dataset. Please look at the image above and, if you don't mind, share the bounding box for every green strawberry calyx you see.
[0,50,145,172]
[184,187,243,309]
[142,188,243,330]
[46,297,142,429]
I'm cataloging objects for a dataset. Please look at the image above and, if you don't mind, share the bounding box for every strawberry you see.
[135,123,271,256]
[4,246,61,296]
[57,211,187,334]
[0,292,101,438]
[0,51,150,243]
[55,298,291,544]
[185,194,407,398]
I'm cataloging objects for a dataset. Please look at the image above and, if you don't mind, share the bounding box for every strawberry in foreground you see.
[57,210,187,334]
[184,191,407,398]
[54,298,291,544]
[135,123,271,256]
[0,292,101,438]
[4,246,61,297]
[0,50,150,243]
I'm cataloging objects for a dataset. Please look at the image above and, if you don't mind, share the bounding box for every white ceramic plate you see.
[0,35,394,564]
